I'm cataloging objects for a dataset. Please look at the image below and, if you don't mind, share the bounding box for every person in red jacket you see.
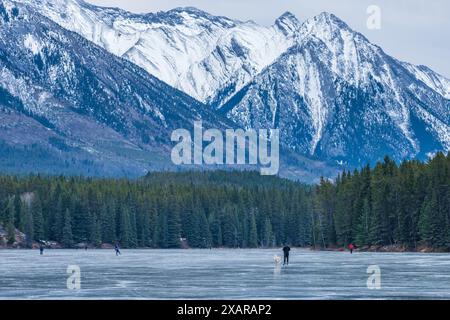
[348,243,355,254]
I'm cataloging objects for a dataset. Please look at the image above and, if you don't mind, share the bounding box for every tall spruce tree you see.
[167,199,181,248]
[62,209,73,247]
[22,201,34,248]
[31,195,44,241]
[248,211,258,248]
[6,197,16,245]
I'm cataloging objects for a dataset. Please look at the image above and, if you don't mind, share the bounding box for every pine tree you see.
[31,194,44,241]
[155,207,168,248]
[183,202,200,247]
[167,200,181,248]
[22,201,34,248]
[100,200,116,244]
[334,172,355,246]
[128,207,138,248]
[356,198,371,246]
[118,206,131,248]
[221,206,236,247]
[396,161,420,248]
[369,163,391,245]
[248,211,258,248]
[314,178,337,247]
[88,212,102,247]
[51,194,64,242]
[262,217,273,247]
[419,192,447,248]
[62,209,73,247]
[71,195,89,243]
[198,210,212,248]
[209,211,222,247]
[139,202,154,247]
[6,197,16,245]
[13,193,22,231]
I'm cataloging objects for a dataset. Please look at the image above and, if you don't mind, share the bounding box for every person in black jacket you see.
[282,245,291,265]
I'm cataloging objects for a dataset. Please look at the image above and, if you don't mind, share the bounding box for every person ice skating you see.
[39,244,44,255]
[348,243,354,254]
[115,243,121,256]
[282,245,291,265]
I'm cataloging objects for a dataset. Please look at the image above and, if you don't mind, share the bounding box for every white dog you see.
[273,255,282,265]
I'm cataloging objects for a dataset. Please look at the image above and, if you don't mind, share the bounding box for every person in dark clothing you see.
[39,244,44,255]
[282,246,291,265]
[115,243,121,256]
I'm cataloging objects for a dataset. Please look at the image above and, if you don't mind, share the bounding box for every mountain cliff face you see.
[0,0,336,181]
[222,13,449,166]
[0,0,232,177]
[16,0,300,107]
[1,0,449,179]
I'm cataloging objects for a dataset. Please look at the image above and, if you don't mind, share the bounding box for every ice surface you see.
[1,249,450,300]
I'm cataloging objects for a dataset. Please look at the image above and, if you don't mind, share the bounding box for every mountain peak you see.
[277,11,297,20]
[299,11,356,42]
[307,12,350,30]
[170,6,208,14]
[316,12,344,22]
[169,6,225,19]
[275,11,301,35]
[167,6,236,26]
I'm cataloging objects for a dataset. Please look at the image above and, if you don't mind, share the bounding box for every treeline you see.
[0,153,449,250]
[314,152,450,250]
[0,171,312,248]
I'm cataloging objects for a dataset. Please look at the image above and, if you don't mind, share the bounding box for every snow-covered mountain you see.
[222,13,450,166]
[0,0,231,176]
[0,0,336,181]
[16,0,300,107]
[1,0,449,178]
[401,63,450,100]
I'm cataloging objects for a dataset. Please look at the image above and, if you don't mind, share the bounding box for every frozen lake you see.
[1,249,450,299]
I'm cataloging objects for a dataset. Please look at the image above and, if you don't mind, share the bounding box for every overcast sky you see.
[85,0,450,78]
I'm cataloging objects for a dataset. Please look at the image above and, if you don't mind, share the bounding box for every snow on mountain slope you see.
[402,63,450,100]
[0,0,234,176]
[177,12,300,107]
[222,13,450,166]
[2,1,448,178]
[17,0,299,106]
[17,1,449,106]
[0,0,339,182]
